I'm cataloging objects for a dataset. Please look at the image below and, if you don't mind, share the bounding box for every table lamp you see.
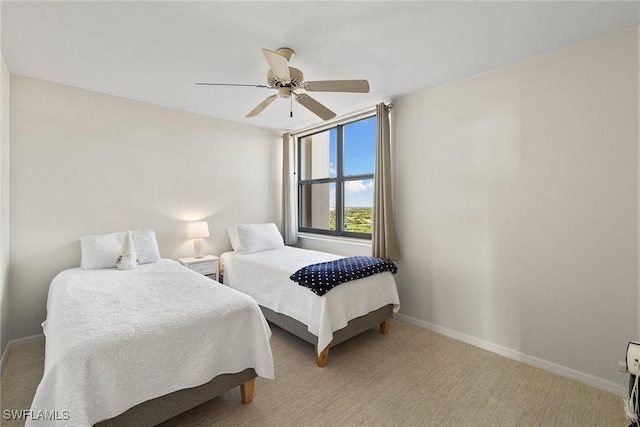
[187,221,209,258]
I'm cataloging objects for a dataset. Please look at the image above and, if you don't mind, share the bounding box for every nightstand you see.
[178,255,219,281]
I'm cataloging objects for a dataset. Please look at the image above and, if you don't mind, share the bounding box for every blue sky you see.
[328,117,375,208]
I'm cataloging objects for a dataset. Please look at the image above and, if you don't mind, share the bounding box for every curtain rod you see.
[290,102,393,137]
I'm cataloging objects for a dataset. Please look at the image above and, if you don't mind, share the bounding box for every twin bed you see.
[29,231,274,426]
[222,245,400,366]
[29,225,400,425]
[223,222,400,366]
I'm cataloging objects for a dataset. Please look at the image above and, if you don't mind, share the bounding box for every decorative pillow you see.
[227,227,243,252]
[80,229,161,269]
[236,223,284,254]
[116,230,138,270]
[130,230,161,264]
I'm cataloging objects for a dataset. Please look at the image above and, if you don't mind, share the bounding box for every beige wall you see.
[393,27,638,388]
[1,53,10,356]
[9,76,281,339]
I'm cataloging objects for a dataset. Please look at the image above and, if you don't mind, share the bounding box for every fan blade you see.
[262,48,290,81]
[295,94,336,121]
[195,83,270,88]
[246,95,278,118]
[305,80,370,93]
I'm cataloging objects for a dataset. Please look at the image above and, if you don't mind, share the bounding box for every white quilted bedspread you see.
[221,247,400,354]
[28,259,274,426]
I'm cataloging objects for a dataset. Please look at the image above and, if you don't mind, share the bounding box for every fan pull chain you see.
[290,95,293,118]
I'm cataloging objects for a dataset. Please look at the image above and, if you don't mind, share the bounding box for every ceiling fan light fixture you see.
[278,88,292,98]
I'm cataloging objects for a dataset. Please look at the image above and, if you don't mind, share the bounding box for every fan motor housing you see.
[267,67,304,88]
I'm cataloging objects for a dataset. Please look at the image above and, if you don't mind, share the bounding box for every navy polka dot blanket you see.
[289,256,398,296]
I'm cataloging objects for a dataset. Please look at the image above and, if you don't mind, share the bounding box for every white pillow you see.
[80,229,161,269]
[236,223,284,254]
[227,227,243,252]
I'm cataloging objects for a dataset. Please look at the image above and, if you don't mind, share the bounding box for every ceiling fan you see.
[195,47,370,121]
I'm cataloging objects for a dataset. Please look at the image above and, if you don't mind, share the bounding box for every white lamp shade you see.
[187,221,210,239]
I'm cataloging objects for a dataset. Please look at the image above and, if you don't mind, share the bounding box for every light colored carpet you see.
[1,319,628,426]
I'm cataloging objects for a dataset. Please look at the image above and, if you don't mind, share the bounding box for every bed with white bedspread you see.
[28,259,274,427]
[221,245,400,366]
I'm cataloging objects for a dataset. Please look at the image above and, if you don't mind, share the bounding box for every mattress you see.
[221,246,400,353]
[28,259,274,427]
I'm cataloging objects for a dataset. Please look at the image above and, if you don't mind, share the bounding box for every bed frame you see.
[260,304,394,367]
[95,368,257,426]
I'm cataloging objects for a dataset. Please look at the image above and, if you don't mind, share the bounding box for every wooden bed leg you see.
[316,347,329,368]
[240,378,255,404]
[380,319,391,335]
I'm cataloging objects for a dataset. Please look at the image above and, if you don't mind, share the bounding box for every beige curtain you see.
[372,103,399,260]
[282,132,298,245]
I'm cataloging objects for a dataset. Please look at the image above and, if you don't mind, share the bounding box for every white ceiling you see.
[2,1,638,133]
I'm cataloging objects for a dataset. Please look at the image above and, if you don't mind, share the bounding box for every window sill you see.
[297,232,372,247]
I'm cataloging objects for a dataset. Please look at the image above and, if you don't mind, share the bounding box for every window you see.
[297,116,376,239]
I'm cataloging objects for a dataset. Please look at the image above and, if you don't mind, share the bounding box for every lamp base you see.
[194,238,204,258]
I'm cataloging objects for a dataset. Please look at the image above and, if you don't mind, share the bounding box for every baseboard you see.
[393,312,627,397]
[1,334,45,375]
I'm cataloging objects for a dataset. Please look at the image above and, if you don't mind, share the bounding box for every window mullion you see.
[336,124,344,234]
[297,136,302,231]
[342,174,374,182]
[299,177,335,185]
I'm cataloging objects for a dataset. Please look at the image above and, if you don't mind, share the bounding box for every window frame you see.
[296,115,375,240]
